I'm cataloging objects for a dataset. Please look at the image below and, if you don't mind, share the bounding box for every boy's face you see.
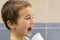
[13,7,34,36]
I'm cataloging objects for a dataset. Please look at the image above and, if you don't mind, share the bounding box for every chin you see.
[25,33,31,37]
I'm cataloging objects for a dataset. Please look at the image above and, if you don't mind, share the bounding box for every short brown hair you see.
[1,0,31,29]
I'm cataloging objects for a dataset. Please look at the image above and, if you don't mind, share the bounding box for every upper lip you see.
[30,25,34,27]
[27,25,34,31]
[28,26,33,30]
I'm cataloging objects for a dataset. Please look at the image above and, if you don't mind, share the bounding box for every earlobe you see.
[7,20,15,30]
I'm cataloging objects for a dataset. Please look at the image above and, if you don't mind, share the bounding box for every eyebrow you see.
[25,14,33,18]
[26,15,30,17]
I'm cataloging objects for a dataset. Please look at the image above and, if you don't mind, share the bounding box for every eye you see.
[25,16,33,20]
[26,17,31,20]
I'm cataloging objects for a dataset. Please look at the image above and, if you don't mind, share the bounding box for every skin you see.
[7,6,34,40]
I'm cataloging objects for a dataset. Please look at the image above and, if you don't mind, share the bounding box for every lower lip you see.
[28,30,32,33]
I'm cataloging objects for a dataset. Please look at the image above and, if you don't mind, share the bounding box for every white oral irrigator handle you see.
[31,33,44,40]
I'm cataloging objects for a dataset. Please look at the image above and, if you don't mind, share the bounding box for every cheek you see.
[16,20,30,34]
[15,22,29,33]
[15,25,26,35]
[20,20,30,28]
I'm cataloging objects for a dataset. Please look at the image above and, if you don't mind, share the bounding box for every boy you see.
[1,0,34,40]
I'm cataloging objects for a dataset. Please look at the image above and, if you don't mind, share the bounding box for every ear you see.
[7,20,16,30]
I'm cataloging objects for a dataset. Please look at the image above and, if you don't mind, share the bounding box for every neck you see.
[10,30,24,40]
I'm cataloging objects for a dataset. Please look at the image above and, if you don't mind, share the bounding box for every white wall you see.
[47,0,60,23]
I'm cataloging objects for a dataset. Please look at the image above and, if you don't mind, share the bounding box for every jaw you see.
[25,29,32,37]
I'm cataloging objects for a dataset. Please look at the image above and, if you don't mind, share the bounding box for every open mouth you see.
[27,27,32,32]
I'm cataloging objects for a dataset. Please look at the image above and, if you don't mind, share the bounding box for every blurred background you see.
[0,0,60,40]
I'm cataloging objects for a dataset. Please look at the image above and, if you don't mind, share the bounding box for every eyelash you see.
[26,17,33,20]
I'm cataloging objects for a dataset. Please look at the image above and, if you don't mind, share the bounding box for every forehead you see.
[18,7,32,17]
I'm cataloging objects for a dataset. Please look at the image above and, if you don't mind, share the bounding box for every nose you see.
[30,19,34,26]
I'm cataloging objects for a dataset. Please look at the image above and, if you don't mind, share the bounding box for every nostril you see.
[30,20,34,25]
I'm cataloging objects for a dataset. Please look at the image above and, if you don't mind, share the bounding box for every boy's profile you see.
[1,0,34,40]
